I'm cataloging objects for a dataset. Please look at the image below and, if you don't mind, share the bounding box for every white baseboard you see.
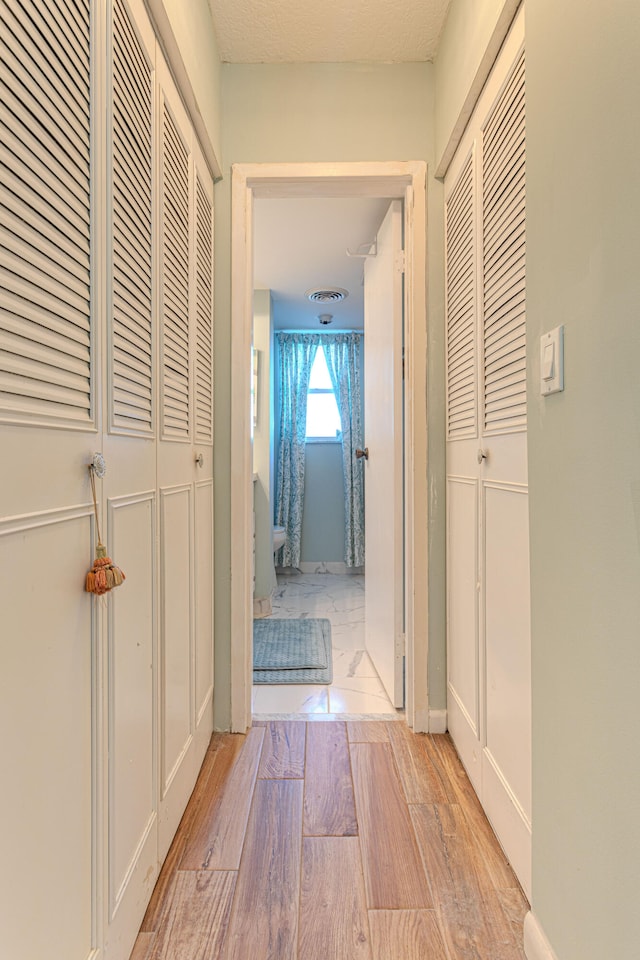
[281,562,364,576]
[253,595,272,618]
[524,912,558,960]
[428,708,448,734]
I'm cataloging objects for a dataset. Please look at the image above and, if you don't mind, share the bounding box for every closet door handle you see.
[355,447,369,461]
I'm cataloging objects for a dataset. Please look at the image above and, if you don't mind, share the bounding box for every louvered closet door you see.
[445,6,531,898]
[0,2,99,958]
[192,139,215,770]
[155,56,213,860]
[102,0,159,954]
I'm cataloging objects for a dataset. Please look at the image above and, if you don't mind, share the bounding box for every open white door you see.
[363,200,404,707]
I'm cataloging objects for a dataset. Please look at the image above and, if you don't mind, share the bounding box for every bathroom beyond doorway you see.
[252,572,399,717]
[229,161,429,733]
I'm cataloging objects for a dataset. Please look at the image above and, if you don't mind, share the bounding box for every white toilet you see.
[273,524,286,553]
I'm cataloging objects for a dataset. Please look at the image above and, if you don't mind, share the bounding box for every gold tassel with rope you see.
[85,463,125,595]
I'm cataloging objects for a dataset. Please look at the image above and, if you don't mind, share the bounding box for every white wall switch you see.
[540,325,564,396]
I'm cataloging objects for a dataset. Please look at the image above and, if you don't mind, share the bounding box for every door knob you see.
[355,447,369,461]
[195,452,204,467]
[477,448,488,464]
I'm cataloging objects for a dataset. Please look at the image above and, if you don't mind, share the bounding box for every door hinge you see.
[397,250,406,273]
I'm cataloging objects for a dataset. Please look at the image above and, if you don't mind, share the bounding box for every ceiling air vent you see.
[305,286,349,304]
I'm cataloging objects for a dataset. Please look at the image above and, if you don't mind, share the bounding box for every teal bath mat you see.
[253,617,332,684]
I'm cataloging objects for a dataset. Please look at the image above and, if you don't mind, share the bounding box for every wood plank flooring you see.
[131,723,528,960]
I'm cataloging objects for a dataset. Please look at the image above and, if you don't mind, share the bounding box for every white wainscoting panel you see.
[0,507,97,960]
[107,492,157,928]
[194,479,213,730]
[483,481,531,818]
[159,484,193,797]
[446,476,480,734]
[482,480,532,896]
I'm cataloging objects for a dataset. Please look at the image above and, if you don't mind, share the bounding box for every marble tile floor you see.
[252,572,404,720]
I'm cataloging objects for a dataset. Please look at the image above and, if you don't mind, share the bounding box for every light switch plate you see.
[540,325,564,396]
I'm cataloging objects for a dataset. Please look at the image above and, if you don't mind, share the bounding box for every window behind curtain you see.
[305,347,342,439]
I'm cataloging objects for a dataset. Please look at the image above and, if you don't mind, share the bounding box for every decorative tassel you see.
[85,462,126,595]
[85,543,126,595]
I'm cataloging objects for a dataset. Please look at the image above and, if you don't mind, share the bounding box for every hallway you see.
[130,722,528,959]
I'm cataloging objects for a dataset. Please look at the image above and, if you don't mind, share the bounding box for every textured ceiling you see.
[254,197,391,330]
[209,0,452,63]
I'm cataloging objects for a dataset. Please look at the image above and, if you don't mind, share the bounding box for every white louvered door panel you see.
[102,1,159,958]
[0,4,100,960]
[194,166,214,445]
[1,0,93,428]
[445,7,531,899]
[110,0,154,435]
[160,93,191,442]
[446,150,477,442]
[482,51,526,435]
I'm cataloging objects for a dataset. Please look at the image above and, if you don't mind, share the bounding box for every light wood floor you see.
[130,721,528,960]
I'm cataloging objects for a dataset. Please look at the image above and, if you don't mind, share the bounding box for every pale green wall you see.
[214,62,447,726]
[434,0,508,160]
[252,291,277,600]
[527,1,640,956]
[301,444,345,563]
[160,0,222,161]
[437,0,640,955]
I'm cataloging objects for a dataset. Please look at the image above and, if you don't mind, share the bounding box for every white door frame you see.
[229,161,429,733]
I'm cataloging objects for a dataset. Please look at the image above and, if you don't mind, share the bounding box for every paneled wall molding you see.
[107,489,157,510]
[162,730,194,799]
[0,502,94,537]
[159,483,195,799]
[106,490,158,930]
[482,479,528,493]
[524,912,559,960]
[194,478,214,726]
[483,744,531,829]
[110,812,156,919]
[448,680,479,737]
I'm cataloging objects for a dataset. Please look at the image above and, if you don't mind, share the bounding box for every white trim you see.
[428,709,448,734]
[253,596,273,618]
[143,0,222,181]
[0,502,94,537]
[435,0,523,179]
[230,161,429,734]
[293,562,364,576]
[524,913,559,960]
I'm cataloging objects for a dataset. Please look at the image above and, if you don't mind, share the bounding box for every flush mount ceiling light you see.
[317,314,333,325]
[305,286,349,304]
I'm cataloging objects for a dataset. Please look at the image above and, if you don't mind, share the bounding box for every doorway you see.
[229,161,428,733]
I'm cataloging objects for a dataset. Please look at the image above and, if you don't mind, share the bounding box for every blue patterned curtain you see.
[323,333,365,567]
[275,333,319,567]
